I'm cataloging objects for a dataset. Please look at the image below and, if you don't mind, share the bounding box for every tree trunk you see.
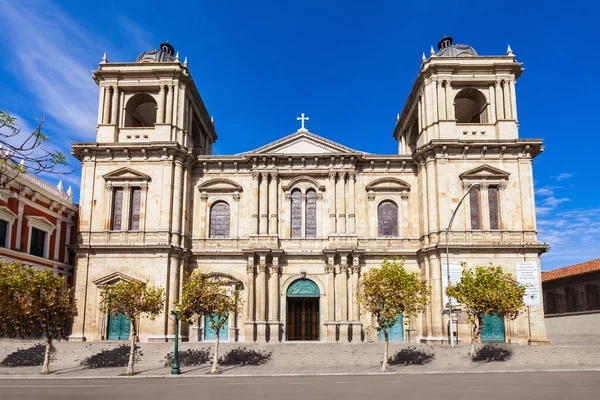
[381,329,389,372]
[470,317,483,359]
[127,322,136,374]
[41,337,51,374]
[211,334,220,374]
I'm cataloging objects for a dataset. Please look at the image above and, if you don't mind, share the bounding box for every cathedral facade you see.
[69,38,549,344]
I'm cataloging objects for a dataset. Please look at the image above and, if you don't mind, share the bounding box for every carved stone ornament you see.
[367,191,376,202]
[251,171,260,180]
[270,265,280,274]
[499,182,508,191]
[401,192,409,201]
[261,172,269,180]
[246,264,255,274]
[328,171,336,180]
[258,264,268,273]
[325,264,336,274]
[339,265,349,273]
[352,265,361,274]
[316,193,324,201]
[200,192,208,201]
[140,183,149,192]
[285,193,292,201]
[232,192,241,202]
[105,182,113,192]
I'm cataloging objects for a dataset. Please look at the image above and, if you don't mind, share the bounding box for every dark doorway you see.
[287,297,319,341]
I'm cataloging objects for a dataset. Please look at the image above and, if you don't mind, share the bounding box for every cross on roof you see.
[297,113,309,131]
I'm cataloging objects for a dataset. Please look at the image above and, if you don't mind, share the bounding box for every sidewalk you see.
[1,341,600,379]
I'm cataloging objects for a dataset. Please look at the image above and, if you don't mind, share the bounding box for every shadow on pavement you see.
[388,347,435,366]
[472,344,512,362]
[0,343,55,367]
[81,344,142,368]
[163,348,211,367]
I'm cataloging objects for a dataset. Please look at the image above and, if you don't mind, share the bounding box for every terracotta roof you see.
[542,258,600,282]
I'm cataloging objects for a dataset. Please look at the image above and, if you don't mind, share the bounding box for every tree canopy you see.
[179,272,242,374]
[446,264,527,355]
[361,258,430,371]
[99,279,164,375]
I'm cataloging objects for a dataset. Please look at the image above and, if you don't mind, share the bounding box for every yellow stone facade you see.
[69,39,549,345]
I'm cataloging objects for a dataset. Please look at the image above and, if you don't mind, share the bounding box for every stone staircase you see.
[1,340,599,373]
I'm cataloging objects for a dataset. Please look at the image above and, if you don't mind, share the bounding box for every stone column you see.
[445,81,454,120]
[268,172,278,235]
[167,253,180,339]
[417,96,422,132]
[98,87,106,125]
[347,171,356,234]
[158,85,166,124]
[437,80,446,120]
[64,222,72,264]
[166,85,174,125]
[325,261,337,342]
[102,87,111,124]
[172,159,184,242]
[110,87,119,125]
[425,159,438,243]
[339,260,350,342]
[255,256,268,342]
[336,171,346,233]
[503,80,512,119]
[259,172,269,234]
[509,80,518,121]
[577,285,588,312]
[495,80,504,120]
[199,192,208,237]
[250,172,259,234]
[268,257,281,342]
[244,258,255,342]
[328,171,337,234]
[351,261,362,342]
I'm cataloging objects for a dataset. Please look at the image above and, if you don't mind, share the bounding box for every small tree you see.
[361,258,430,371]
[179,273,242,374]
[0,110,70,186]
[0,262,34,338]
[446,264,527,357]
[99,280,164,375]
[0,262,76,374]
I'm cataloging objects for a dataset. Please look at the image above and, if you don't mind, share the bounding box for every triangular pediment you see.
[459,165,510,180]
[365,178,411,192]
[242,130,366,155]
[93,271,141,287]
[197,178,243,193]
[103,167,151,182]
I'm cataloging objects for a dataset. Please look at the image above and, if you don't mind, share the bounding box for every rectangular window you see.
[470,189,481,230]
[0,220,7,247]
[129,187,142,231]
[488,186,500,230]
[30,227,46,258]
[111,188,124,230]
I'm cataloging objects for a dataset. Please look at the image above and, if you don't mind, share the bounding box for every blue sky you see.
[0,0,597,270]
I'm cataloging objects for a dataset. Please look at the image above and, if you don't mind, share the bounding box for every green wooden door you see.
[107,312,130,340]
[480,313,505,343]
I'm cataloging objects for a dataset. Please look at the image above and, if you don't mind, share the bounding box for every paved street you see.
[1,372,599,400]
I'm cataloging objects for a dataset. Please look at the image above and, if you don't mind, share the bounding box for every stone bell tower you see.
[393,37,548,344]
[70,43,216,342]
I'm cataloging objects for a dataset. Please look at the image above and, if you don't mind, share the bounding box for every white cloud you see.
[0,0,100,140]
[556,172,573,181]
[540,196,570,207]
[539,207,600,271]
[535,188,554,197]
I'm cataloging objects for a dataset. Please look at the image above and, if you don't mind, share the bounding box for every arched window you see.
[586,284,600,310]
[454,88,488,123]
[544,292,556,314]
[305,190,317,238]
[377,201,398,237]
[291,190,302,238]
[125,93,157,127]
[564,287,577,312]
[209,202,230,238]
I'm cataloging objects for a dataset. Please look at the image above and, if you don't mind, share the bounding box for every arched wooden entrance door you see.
[286,279,320,341]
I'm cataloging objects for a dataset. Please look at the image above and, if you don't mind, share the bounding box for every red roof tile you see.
[542,258,600,282]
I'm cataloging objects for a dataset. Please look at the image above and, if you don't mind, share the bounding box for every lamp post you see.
[169,311,180,375]
[445,182,480,348]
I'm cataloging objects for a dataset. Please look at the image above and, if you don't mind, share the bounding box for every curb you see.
[1,368,600,380]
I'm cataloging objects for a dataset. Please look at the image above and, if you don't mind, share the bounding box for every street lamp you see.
[445,182,480,348]
[169,311,180,375]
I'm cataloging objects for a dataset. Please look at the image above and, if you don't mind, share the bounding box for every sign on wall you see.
[442,261,463,307]
[516,262,541,306]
